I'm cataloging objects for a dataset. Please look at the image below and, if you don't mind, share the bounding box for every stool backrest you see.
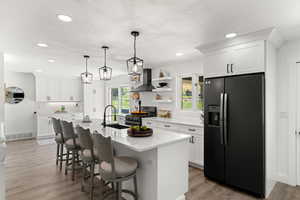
[92,131,116,178]
[60,120,76,140]
[52,118,62,136]
[76,125,93,152]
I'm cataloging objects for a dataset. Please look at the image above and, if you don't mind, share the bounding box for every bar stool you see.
[76,125,98,200]
[60,120,81,181]
[93,132,139,200]
[52,117,65,171]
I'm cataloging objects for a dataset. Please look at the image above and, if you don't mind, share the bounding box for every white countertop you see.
[144,117,203,127]
[67,118,190,152]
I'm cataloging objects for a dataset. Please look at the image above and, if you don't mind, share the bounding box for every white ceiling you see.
[1,0,300,77]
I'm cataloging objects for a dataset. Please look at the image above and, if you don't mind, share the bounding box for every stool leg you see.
[56,144,60,165]
[81,162,86,192]
[65,150,69,175]
[90,162,95,200]
[117,182,122,200]
[134,175,138,200]
[59,144,64,171]
[72,150,75,181]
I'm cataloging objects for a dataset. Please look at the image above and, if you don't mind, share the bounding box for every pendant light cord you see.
[134,35,137,58]
[104,48,107,67]
[85,56,88,73]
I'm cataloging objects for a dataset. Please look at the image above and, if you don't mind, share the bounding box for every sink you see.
[106,124,129,129]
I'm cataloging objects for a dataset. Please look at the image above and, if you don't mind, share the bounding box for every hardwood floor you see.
[5,139,300,200]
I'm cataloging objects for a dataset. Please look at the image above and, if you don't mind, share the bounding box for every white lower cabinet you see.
[143,119,204,167]
[37,116,54,138]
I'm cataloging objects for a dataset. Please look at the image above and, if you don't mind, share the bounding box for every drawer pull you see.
[188,128,196,132]
[147,122,152,125]
[164,124,171,128]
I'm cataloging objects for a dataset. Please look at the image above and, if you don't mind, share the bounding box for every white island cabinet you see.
[70,119,190,200]
[143,118,204,167]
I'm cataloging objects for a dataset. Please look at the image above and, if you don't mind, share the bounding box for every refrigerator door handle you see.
[224,93,228,145]
[220,93,224,145]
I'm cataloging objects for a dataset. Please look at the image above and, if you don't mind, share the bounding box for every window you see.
[181,77,193,109]
[120,87,130,114]
[179,74,204,111]
[109,86,130,114]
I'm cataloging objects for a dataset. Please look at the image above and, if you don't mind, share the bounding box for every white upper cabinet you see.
[203,40,265,78]
[231,41,265,75]
[204,50,233,78]
[35,75,82,102]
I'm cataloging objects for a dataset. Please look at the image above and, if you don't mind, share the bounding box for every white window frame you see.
[107,85,130,114]
[176,73,204,113]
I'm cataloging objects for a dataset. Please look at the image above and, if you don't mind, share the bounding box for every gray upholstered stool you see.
[76,125,99,200]
[93,131,138,200]
[52,117,65,171]
[60,120,81,181]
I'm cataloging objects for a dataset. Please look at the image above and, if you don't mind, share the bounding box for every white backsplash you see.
[36,102,83,116]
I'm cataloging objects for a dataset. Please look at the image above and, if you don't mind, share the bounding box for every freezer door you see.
[224,73,265,197]
[204,77,225,182]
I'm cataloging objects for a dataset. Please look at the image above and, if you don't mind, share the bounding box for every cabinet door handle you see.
[226,64,229,73]
[164,124,171,128]
[188,128,196,132]
[191,136,195,143]
[230,64,233,73]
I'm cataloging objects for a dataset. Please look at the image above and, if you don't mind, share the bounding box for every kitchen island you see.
[67,118,190,200]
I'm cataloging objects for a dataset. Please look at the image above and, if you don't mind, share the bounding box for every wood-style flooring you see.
[5,139,300,200]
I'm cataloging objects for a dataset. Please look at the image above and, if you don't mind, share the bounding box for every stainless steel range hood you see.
[131,68,155,92]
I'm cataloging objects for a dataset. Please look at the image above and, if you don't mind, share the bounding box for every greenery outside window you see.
[179,74,204,111]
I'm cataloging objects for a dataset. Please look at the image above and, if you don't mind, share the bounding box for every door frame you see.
[290,61,299,186]
[296,63,300,185]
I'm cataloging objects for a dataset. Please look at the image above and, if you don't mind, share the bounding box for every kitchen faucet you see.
[102,105,117,128]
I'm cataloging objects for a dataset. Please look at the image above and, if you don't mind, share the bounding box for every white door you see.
[203,49,232,78]
[297,63,300,185]
[231,41,265,75]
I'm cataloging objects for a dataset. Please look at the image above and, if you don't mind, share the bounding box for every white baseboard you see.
[37,135,55,140]
[5,132,34,141]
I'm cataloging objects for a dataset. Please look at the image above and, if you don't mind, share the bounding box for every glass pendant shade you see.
[81,55,93,84]
[99,46,112,80]
[127,31,144,75]
[99,66,112,80]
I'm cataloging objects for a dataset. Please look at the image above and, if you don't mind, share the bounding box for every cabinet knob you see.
[164,124,171,128]
[188,128,196,132]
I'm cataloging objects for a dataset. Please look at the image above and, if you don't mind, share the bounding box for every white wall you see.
[0,54,4,126]
[276,39,300,185]
[4,71,35,138]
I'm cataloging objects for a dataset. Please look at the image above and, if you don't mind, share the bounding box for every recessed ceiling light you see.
[176,52,184,56]
[37,43,48,48]
[57,14,72,22]
[225,33,237,38]
[48,59,55,63]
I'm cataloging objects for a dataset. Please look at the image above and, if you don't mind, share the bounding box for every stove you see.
[125,106,157,126]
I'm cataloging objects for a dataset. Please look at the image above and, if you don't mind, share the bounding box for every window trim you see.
[176,73,204,113]
[107,84,130,114]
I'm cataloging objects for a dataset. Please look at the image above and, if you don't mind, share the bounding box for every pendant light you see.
[99,46,112,81]
[81,55,93,84]
[127,31,144,75]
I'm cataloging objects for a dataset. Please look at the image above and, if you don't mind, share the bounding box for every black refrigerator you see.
[204,73,265,197]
